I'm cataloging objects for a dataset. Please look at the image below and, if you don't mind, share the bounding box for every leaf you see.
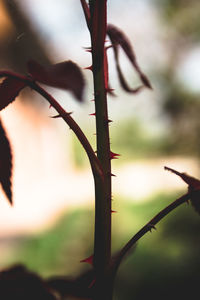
[0,119,12,204]
[27,60,85,102]
[164,166,200,214]
[0,77,26,111]
[0,264,56,300]
[107,24,152,93]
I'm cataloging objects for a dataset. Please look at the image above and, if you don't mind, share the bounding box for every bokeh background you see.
[0,0,200,299]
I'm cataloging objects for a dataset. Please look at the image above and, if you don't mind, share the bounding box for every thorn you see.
[49,104,52,109]
[111,210,117,213]
[80,255,93,265]
[108,172,116,177]
[106,88,115,93]
[110,151,120,160]
[104,119,113,125]
[84,48,92,53]
[148,223,156,232]
[50,115,61,118]
[90,99,95,102]
[50,112,72,118]
[89,113,96,116]
[84,65,93,71]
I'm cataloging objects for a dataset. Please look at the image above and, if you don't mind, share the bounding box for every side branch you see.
[111,191,195,276]
[0,71,104,181]
[80,0,91,30]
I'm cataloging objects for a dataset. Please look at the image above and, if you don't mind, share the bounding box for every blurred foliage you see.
[162,81,200,156]
[3,209,94,278]
[1,192,200,299]
[151,0,200,158]
[154,0,200,40]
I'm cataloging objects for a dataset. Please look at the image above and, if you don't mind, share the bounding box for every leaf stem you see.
[111,191,195,277]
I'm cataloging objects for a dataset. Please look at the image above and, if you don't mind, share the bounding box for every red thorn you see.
[111,210,117,213]
[110,151,120,160]
[80,255,93,265]
[89,113,96,116]
[49,104,52,109]
[84,65,93,71]
[106,88,115,93]
[90,99,95,102]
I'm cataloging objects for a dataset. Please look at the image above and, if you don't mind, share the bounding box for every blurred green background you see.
[0,0,200,299]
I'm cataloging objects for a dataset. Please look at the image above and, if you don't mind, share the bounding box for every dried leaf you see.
[107,24,152,92]
[0,119,12,204]
[27,60,85,102]
[165,166,200,214]
[0,77,26,111]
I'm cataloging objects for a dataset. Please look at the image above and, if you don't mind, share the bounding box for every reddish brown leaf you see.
[27,60,85,102]
[165,166,200,214]
[0,77,26,111]
[107,24,152,92]
[0,119,12,204]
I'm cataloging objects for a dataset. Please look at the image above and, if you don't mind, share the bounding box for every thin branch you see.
[80,0,91,30]
[0,70,104,181]
[111,191,196,277]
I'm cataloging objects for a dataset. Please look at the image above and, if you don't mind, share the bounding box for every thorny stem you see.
[80,0,91,30]
[88,0,113,299]
[111,191,197,277]
[0,71,104,181]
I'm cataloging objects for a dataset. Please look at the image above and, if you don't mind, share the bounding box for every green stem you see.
[89,0,112,298]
